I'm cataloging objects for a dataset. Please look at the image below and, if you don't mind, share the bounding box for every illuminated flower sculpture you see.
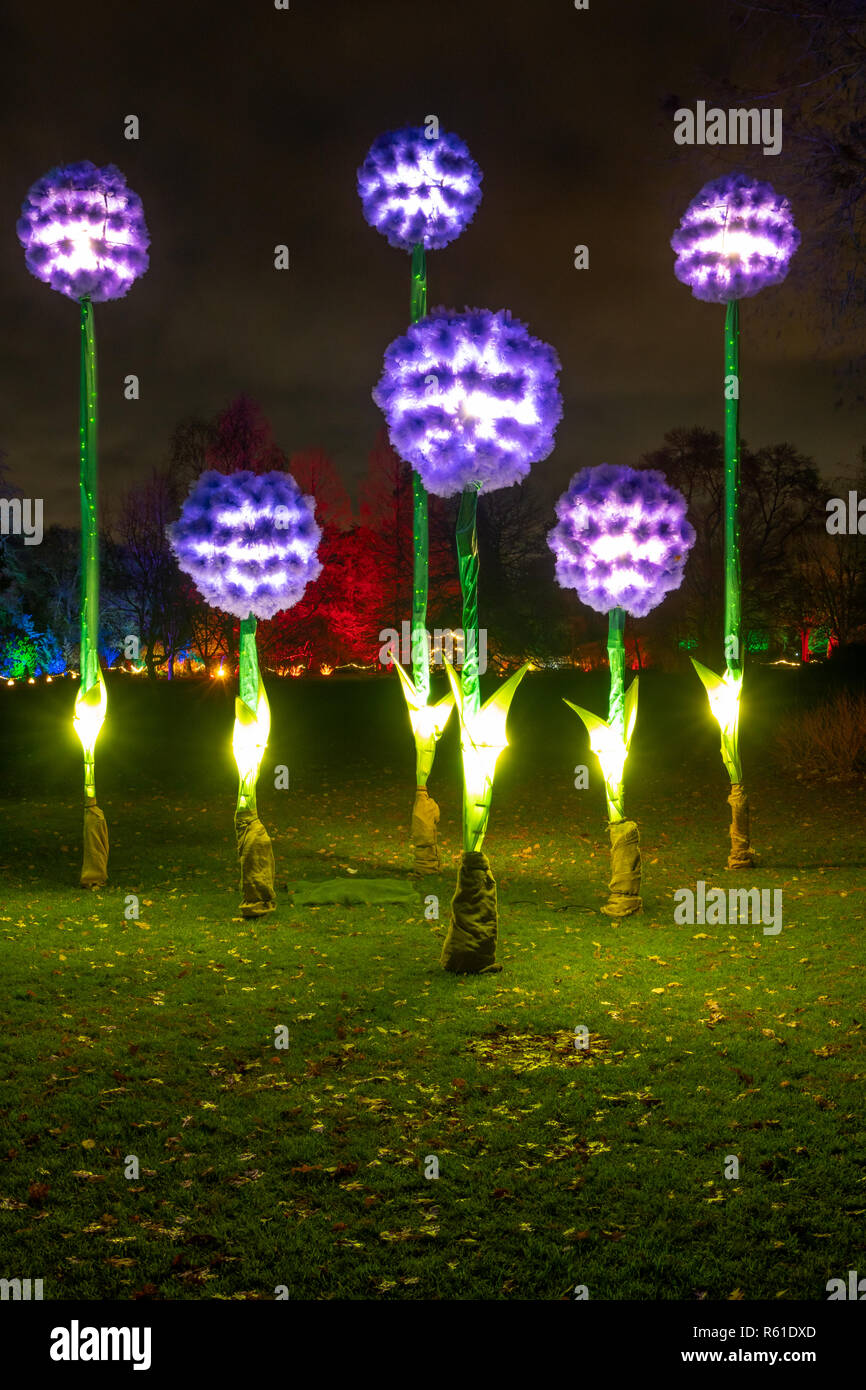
[168,470,321,917]
[358,126,482,252]
[358,125,483,873]
[18,160,149,302]
[549,464,695,916]
[671,172,799,304]
[376,307,562,972]
[374,308,562,497]
[672,173,798,868]
[17,161,150,888]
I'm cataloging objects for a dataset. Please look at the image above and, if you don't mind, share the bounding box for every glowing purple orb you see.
[357,126,482,251]
[549,464,696,618]
[373,308,562,497]
[167,471,322,622]
[17,161,150,303]
[671,172,799,304]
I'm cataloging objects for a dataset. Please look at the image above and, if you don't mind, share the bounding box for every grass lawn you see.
[0,666,863,1300]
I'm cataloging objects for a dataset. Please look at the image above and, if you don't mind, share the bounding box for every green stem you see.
[410,242,430,702]
[411,475,429,704]
[410,240,427,323]
[456,486,482,852]
[607,607,626,822]
[724,300,741,678]
[607,607,626,743]
[722,299,744,787]
[239,614,259,710]
[79,296,100,799]
[237,613,260,815]
[456,486,481,724]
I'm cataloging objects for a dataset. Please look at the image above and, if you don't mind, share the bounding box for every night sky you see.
[0,0,860,530]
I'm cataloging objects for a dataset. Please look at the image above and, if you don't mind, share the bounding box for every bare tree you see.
[168,416,217,497]
[642,427,823,651]
[725,1,866,387]
[116,470,192,678]
[207,394,287,476]
[290,447,353,530]
[786,455,866,646]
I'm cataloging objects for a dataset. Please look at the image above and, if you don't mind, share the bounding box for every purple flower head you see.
[167,470,322,622]
[373,308,562,497]
[548,464,696,618]
[17,161,150,302]
[671,172,799,303]
[357,126,482,251]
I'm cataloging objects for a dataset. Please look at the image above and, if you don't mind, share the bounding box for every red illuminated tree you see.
[207,394,287,476]
[289,447,353,530]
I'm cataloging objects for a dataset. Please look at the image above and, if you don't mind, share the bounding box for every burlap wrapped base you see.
[80,801,109,888]
[440,849,502,974]
[411,787,441,873]
[601,818,642,918]
[726,783,755,869]
[235,809,276,918]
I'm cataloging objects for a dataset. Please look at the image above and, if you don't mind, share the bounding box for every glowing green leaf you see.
[394,660,454,784]
[690,657,743,784]
[446,660,530,850]
[624,676,639,749]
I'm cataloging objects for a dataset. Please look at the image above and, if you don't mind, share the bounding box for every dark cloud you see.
[0,0,858,531]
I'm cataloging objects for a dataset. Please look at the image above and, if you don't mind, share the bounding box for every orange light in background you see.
[320,664,334,676]
[289,664,304,677]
